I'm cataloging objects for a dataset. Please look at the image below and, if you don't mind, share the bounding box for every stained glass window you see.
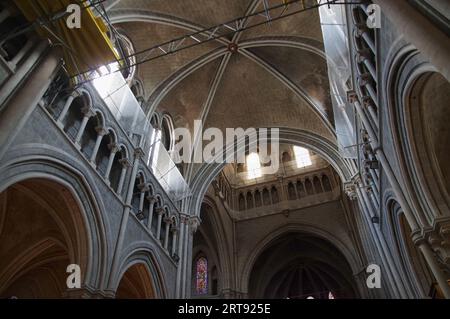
[196,257,208,295]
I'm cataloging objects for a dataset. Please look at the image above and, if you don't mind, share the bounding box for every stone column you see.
[138,185,148,212]
[116,158,130,196]
[171,227,178,256]
[11,39,35,69]
[0,44,61,160]
[74,108,95,147]
[155,208,164,242]
[104,143,119,182]
[175,215,187,298]
[164,217,172,250]
[57,92,78,125]
[108,148,144,290]
[146,196,157,231]
[182,216,200,298]
[90,127,108,164]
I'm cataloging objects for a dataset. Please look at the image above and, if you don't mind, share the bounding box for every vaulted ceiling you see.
[106,0,336,143]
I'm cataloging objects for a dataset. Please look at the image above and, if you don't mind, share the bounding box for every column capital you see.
[343,174,360,201]
[189,215,201,234]
[71,90,82,99]
[134,147,145,158]
[146,195,157,203]
[137,183,149,192]
[81,106,95,117]
[179,213,190,224]
[119,158,131,168]
[347,90,359,104]
[156,207,165,215]
[95,126,108,136]
[109,143,120,153]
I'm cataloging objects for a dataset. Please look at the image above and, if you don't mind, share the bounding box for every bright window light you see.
[293,146,312,168]
[151,129,162,170]
[92,62,120,97]
[247,153,262,179]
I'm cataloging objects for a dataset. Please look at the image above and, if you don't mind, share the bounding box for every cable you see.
[72,0,362,84]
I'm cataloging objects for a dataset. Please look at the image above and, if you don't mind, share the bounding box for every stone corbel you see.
[427,221,450,266]
[344,182,358,201]
[347,90,359,104]
[189,216,201,235]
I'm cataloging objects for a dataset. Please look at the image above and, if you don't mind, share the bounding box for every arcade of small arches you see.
[0,0,449,300]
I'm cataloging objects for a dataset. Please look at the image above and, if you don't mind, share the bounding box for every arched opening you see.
[389,200,435,298]
[254,189,262,207]
[0,179,89,298]
[297,180,305,198]
[161,114,174,152]
[408,72,450,209]
[246,192,254,210]
[80,113,102,159]
[109,146,127,192]
[95,130,115,176]
[0,15,28,63]
[288,182,297,200]
[305,179,314,196]
[192,202,224,297]
[238,193,245,211]
[116,263,155,299]
[62,93,89,141]
[262,188,271,206]
[322,175,332,192]
[271,186,279,204]
[313,176,323,193]
[248,233,357,299]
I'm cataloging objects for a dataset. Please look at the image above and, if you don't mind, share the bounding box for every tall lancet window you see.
[293,146,312,168]
[196,257,208,295]
[247,153,262,179]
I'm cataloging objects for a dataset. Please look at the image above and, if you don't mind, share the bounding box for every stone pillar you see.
[57,92,78,125]
[11,39,35,69]
[108,148,144,289]
[138,185,148,212]
[164,217,172,250]
[349,92,423,230]
[90,127,108,163]
[0,44,61,160]
[146,196,157,231]
[175,215,187,298]
[182,216,200,298]
[171,227,178,256]
[104,143,119,181]
[155,208,164,242]
[278,176,287,201]
[74,108,94,147]
[116,158,131,196]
